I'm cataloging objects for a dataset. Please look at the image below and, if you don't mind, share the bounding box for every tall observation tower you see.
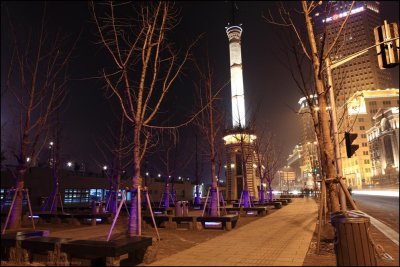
[226,25,246,127]
[223,5,259,203]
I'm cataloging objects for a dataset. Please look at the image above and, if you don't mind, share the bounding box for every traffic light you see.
[374,21,399,69]
[345,132,359,158]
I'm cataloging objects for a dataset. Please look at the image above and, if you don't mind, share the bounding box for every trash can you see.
[182,201,189,216]
[91,201,99,214]
[175,201,182,216]
[330,210,377,266]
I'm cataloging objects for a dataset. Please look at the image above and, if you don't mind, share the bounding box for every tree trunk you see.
[268,181,273,202]
[259,180,265,204]
[195,185,201,206]
[210,156,218,216]
[9,169,25,230]
[128,127,142,237]
[163,182,170,208]
[302,1,340,212]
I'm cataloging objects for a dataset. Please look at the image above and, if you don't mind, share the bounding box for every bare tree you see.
[192,51,228,216]
[253,127,281,204]
[4,5,77,229]
[265,1,358,212]
[90,1,198,236]
[93,112,132,215]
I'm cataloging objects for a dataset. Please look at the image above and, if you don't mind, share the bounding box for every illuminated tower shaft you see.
[226,25,246,128]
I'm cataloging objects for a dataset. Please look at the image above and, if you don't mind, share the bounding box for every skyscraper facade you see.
[316,2,393,108]
[313,2,398,188]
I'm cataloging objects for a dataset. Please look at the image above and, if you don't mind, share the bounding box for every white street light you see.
[158,174,161,178]
[49,141,54,146]
[146,172,149,176]
[67,162,72,167]
[26,157,31,162]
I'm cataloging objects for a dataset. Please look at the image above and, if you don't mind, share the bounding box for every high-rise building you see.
[315,2,393,108]
[313,2,398,188]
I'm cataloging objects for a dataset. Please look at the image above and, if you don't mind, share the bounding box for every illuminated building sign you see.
[323,6,365,23]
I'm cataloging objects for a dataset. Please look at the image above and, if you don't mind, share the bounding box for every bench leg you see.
[105,256,120,266]
[127,248,147,265]
[225,222,232,231]
[194,222,203,231]
[9,247,29,265]
[91,218,97,226]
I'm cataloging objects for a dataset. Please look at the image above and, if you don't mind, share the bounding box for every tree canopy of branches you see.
[4,4,78,229]
[192,49,228,216]
[90,1,198,236]
[265,1,357,212]
[253,126,281,203]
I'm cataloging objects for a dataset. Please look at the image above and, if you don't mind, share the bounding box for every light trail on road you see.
[352,190,399,197]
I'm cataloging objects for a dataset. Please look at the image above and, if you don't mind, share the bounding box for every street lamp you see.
[103,165,108,170]
[67,161,72,168]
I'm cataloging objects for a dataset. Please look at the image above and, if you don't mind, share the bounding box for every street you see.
[352,193,399,233]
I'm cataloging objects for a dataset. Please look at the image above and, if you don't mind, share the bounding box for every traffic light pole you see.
[325,57,347,210]
[324,35,399,210]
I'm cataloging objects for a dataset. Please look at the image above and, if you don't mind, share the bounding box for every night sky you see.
[1,1,399,182]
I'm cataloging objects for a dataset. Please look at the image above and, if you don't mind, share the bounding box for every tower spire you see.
[226,2,245,128]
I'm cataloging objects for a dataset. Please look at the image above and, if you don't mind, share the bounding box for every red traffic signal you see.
[345,132,359,158]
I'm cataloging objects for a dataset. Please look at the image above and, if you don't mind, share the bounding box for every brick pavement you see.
[145,197,318,266]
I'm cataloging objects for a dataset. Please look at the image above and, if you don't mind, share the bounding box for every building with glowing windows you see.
[367,107,399,184]
[313,2,398,188]
[315,2,393,109]
[341,88,399,188]
[286,96,321,191]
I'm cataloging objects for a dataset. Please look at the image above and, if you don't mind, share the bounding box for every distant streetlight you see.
[26,157,31,162]
[178,176,181,180]
[158,174,161,178]
[146,172,149,176]
[67,161,72,167]
[49,141,54,146]
[103,165,108,170]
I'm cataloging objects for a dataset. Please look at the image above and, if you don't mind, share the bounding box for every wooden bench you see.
[72,213,112,225]
[196,214,239,231]
[225,207,268,216]
[272,198,291,204]
[36,212,112,226]
[142,215,175,228]
[257,199,288,205]
[60,236,152,266]
[172,216,198,230]
[1,230,50,262]
[253,202,283,209]
[20,236,70,264]
[151,207,174,215]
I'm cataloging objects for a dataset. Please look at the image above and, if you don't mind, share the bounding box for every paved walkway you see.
[146,197,318,266]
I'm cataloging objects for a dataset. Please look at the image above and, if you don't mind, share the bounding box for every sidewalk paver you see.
[146,197,318,266]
